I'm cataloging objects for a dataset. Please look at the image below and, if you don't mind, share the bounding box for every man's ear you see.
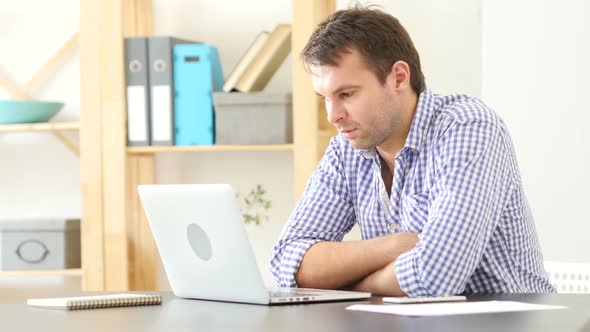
[389,61,411,90]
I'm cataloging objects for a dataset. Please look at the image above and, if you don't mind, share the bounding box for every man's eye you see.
[341,92,353,98]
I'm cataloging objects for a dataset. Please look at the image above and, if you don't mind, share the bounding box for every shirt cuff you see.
[394,249,430,297]
[274,238,323,288]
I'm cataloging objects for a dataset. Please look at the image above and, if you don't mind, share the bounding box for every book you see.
[222,31,269,92]
[234,24,291,92]
[27,293,162,310]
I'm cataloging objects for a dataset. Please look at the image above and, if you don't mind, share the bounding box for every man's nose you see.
[326,99,346,126]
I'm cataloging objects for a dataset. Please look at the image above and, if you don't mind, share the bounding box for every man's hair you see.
[301,5,425,94]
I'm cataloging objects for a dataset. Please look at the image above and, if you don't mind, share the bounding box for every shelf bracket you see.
[0,33,80,157]
[51,129,80,157]
[23,33,78,94]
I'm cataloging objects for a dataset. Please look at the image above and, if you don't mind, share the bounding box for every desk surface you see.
[3,292,590,332]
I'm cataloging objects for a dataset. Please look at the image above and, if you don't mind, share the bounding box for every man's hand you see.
[295,232,419,290]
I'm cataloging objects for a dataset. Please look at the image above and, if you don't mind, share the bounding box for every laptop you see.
[137,184,371,305]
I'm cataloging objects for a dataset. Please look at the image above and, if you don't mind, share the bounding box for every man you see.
[270,6,555,296]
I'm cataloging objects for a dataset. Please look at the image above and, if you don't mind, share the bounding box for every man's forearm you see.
[295,232,418,290]
[350,262,407,296]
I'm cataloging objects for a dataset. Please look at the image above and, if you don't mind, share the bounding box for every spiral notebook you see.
[27,293,162,310]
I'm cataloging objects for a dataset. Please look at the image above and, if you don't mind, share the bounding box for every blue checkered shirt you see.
[270,88,555,296]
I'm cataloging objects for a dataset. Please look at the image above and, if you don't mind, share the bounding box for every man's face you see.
[311,49,402,150]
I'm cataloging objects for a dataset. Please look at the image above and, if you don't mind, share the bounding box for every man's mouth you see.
[339,128,358,139]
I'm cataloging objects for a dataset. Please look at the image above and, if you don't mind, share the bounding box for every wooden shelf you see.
[73,0,335,291]
[0,268,83,277]
[0,122,80,133]
[127,144,294,154]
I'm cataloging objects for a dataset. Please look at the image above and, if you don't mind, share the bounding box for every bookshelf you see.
[127,144,294,154]
[0,121,80,277]
[0,269,83,277]
[75,0,336,291]
[0,122,80,133]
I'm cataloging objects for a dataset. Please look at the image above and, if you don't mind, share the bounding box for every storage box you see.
[0,218,80,270]
[213,92,293,144]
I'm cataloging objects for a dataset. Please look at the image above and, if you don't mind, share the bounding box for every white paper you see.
[347,301,566,317]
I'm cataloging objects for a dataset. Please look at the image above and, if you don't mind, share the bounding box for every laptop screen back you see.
[138,184,270,304]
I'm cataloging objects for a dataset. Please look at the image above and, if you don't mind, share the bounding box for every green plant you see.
[238,184,272,225]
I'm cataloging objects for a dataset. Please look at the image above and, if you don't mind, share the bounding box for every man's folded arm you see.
[349,261,407,296]
[295,232,419,290]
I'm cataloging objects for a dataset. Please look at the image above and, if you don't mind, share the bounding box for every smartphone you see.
[383,295,467,304]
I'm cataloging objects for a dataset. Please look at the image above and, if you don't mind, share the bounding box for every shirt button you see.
[388,223,397,232]
[291,220,298,227]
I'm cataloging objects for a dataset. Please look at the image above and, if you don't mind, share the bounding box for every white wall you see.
[481,0,590,262]
[372,0,482,97]
[2,0,586,290]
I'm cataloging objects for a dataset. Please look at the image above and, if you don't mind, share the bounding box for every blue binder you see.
[173,44,224,145]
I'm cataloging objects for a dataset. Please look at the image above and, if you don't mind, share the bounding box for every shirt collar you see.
[356,87,436,159]
[404,87,436,153]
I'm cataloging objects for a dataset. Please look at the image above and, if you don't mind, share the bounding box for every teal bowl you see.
[0,100,64,124]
